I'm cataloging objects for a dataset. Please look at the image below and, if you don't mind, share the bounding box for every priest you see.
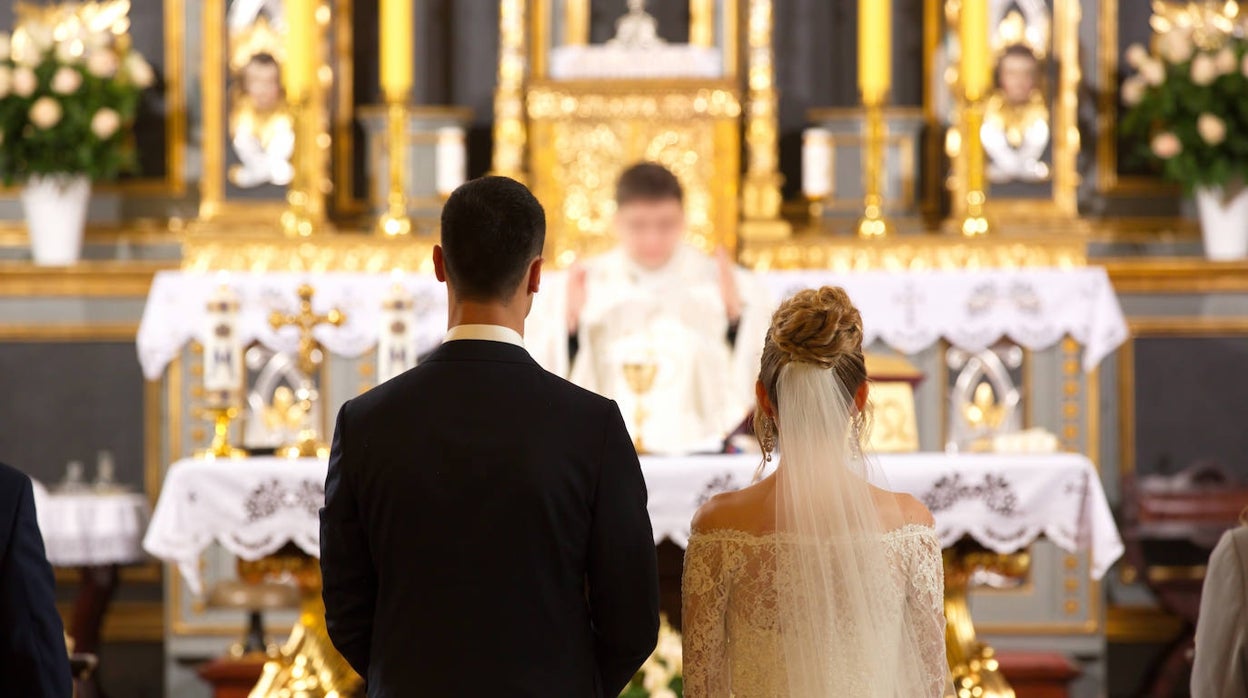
[566,163,771,454]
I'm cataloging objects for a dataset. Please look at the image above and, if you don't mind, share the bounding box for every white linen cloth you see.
[36,491,150,567]
[136,271,450,380]
[137,267,1127,380]
[760,267,1127,372]
[144,452,1122,594]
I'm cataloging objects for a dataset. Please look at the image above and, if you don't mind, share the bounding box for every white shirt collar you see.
[444,324,525,347]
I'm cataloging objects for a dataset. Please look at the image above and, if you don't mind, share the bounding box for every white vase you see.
[1195,185,1248,261]
[21,174,91,266]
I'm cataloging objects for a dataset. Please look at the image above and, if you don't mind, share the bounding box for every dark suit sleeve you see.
[320,401,377,678]
[0,474,72,698]
[586,401,660,695]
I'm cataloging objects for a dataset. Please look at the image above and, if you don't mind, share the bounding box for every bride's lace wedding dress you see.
[682,523,948,697]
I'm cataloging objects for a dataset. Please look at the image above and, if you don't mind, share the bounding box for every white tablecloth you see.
[144,452,1122,595]
[137,267,1128,380]
[36,490,150,567]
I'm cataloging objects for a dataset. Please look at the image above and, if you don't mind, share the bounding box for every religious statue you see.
[564,163,771,454]
[982,33,1051,182]
[229,50,295,188]
[227,6,294,189]
[608,0,664,49]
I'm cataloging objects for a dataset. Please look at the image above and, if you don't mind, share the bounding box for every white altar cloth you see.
[137,267,1127,380]
[144,452,1122,595]
[36,490,150,567]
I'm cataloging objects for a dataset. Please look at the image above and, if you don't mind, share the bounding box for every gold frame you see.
[1117,317,1248,478]
[198,0,334,221]
[0,0,187,198]
[930,0,1082,220]
[1095,0,1180,197]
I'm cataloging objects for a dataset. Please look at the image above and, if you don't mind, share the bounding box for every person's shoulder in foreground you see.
[0,462,73,698]
[1192,525,1248,698]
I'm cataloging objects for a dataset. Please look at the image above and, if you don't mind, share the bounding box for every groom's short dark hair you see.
[440,176,546,302]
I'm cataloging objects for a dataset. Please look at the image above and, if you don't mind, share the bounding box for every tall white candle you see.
[203,283,243,394]
[435,126,467,198]
[378,279,418,383]
[802,128,834,199]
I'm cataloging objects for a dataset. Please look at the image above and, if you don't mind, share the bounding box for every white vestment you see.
[565,245,771,455]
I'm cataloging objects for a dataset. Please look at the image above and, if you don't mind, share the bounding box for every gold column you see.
[690,0,714,47]
[740,0,791,243]
[491,0,528,184]
[857,0,892,239]
[958,0,990,237]
[564,0,589,45]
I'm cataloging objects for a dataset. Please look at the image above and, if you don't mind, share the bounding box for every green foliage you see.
[0,34,152,184]
[1120,36,1248,194]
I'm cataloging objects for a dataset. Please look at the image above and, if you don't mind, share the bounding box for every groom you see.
[321,176,660,696]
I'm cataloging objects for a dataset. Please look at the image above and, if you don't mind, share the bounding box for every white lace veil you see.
[772,362,933,696]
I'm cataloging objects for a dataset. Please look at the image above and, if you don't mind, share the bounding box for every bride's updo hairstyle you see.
[754,286,867,454]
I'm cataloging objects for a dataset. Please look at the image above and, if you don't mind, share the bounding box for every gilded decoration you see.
[527,82,741,264]
[740,236,1088,271]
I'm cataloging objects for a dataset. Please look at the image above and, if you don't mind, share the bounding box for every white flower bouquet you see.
[0,4,154,184]
[620,616,683,698]
[1119,19,1248,192]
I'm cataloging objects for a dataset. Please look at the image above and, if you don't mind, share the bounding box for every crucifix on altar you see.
[267,284,346,459]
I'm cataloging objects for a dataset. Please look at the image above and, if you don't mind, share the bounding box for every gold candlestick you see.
[958,0,991,237]
[196,390,246,460]
[857,99,891,239]
[622,361,659,454]
[376,97,412,237]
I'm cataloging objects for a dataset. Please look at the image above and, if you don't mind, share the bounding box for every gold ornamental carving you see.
[740,236,1088,271]
[526,85,742,120]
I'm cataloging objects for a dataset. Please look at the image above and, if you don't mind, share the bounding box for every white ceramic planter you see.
[21,174,91,266]
[1195,184,1248,261]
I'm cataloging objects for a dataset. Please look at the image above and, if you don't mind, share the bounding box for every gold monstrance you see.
[268,284,345,458]
[622,361,659,454]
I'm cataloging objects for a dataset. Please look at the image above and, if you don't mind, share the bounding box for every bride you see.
[682,287,950,696]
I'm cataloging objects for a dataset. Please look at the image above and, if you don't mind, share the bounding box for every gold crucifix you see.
[269,284,346,377]
[267,284,345,459]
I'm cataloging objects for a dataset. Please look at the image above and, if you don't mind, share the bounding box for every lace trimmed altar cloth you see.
[137,267,1127,380]
[143,452,1122,595]
[34,488,151,567]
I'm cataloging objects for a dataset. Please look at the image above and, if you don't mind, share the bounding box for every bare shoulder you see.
[691,479,772,535]
[895,492,936,527]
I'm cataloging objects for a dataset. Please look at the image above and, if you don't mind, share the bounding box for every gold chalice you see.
[622,361,659,454]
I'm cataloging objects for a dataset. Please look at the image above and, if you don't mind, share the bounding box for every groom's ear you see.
[432,245,447,283]
[526,257,544,295]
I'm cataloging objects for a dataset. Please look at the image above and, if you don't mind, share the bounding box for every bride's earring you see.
[760,418,776,462]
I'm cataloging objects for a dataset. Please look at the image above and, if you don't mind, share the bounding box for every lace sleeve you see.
[682,533,733,698]
[909,529,951,698]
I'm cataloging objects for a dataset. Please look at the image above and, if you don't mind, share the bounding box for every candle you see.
[378,279,417,383]
[283,0,315,100]
[960,0,990,101]
[858,0,892,104]
[203,284,242,394]
[380,0,414,99]
[802,128,833,199]
[435,126,467,198]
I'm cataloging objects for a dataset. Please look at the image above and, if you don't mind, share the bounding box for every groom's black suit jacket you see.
[321,338,660,697]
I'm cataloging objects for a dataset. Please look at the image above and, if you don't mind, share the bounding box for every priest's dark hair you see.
[615,162,684,206]
[440,176,546,302]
